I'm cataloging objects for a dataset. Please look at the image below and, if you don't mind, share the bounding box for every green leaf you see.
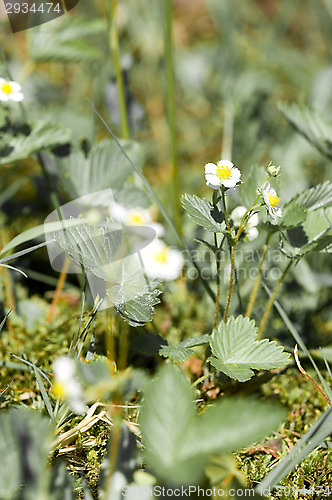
[158,345,195,362]
[159,334,210,362]
[140,364,286,486]
[208,316,290,382]
[113,184,151,209]
[59,139,144,201]
[289,181,332,212]
[279,102,332,160]
[280,202,308,228]
[52,219,126,279]
[181,194,226,233]
[240,165,267,208]
[303,207,332,247]
[111,283,161,327]
[280,226,332,259]
[140,364,198,485]
[0,219,86,257]
[106,260,161,327]
[0,407,52,499]
[0,121,71,165]
[28,17,106,63]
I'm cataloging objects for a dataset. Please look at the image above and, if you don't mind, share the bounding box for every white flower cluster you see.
[230,206,259,241]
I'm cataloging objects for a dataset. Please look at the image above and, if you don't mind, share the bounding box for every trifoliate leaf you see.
[279,102,332,160]
[181,194,226,233]
[208,316,290,382]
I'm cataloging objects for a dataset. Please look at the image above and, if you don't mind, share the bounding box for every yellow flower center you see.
[217,164,231,180]
[53,382,66,399]
[268,194,279,207]
[1,82,13,94]
[153,248,168,264]
[129,212,145,224]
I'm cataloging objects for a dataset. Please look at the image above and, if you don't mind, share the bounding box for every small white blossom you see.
[262,182,282,221]
[0,78,24,102]
[139,239,183,280]
[230,205,259,241]
[205,160,241,190]
[53,357,87,415]
[109,202,164,237]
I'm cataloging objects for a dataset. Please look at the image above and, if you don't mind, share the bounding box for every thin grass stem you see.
[164,0,181,235]
[107,0,130,140]
[257,260,293,340]
[246,232,272,317]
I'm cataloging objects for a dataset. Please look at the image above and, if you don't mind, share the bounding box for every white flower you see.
[0,78,24,102]
[205,160,241,190]
[53,357,87,415]
[109,202,164,237]
[139,239,184,280]
[262,182,282,221]
[230,206,259,241]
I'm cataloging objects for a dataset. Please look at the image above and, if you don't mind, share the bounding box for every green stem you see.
[221,187,231,234]
[224,243,236,322]
[108,0,130,140]
[257,260,293,340]
[164,0,181,235]
[213,233,221,329]
[246,232,272,317]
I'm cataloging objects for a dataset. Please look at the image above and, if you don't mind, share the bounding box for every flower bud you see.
[267,164,281,177]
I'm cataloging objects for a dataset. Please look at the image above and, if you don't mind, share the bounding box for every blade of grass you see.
[163,0,181,235]
[33,362,55,423]
[262,282,332,402]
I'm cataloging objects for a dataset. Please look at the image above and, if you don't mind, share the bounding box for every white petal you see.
[0,78,6,85]
[9,92,24,102]
[230,167,241,181]
[204,163,218,174]
[149,222,165,237]
[206,181,220,190]
[222,177,237,188]
[217,160,234,169]
[247,227,259,241]
[248,212,259,227]
[0,92,9,101]
[9,81,22,92]
[205,173,221,187]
